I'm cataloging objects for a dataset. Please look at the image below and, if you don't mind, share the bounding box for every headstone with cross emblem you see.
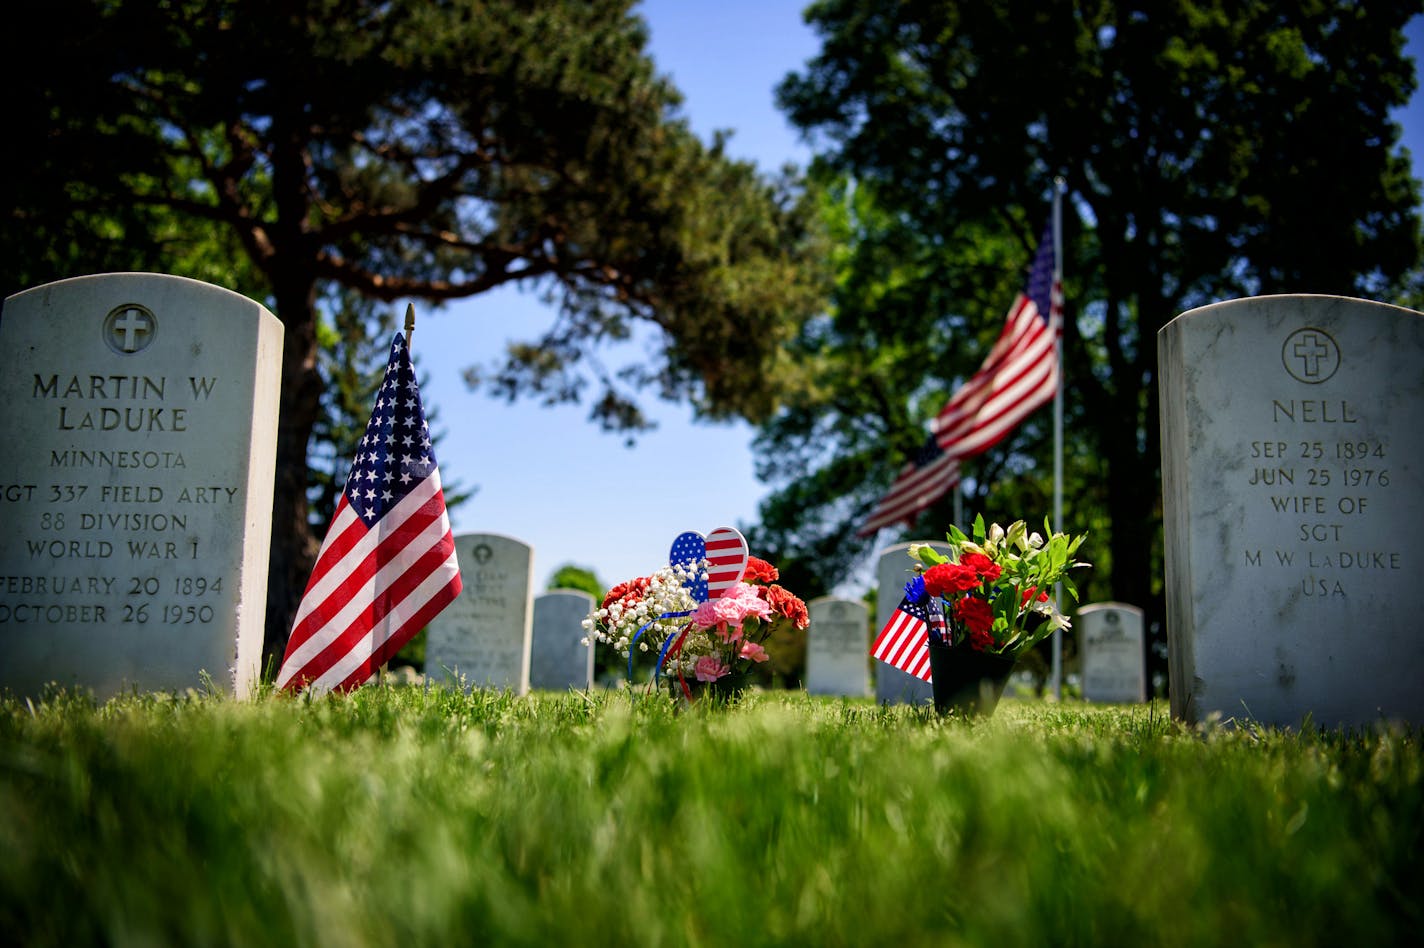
[0,273,282,699]
[1159,294,1424,727]
[1077,602,1146,703]
[424,532,534,692]
[805,596,870,696]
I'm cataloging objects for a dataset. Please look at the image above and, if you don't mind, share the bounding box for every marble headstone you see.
[1159,294,1423,727]
[0,273,282,698]
[530,588,595,691]
[874,541,951,705]
[1078,602,1146,703]
[805,596,870,696]
[425,533,533,693]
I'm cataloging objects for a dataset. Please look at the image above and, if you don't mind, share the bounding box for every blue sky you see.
[411,3,1424,595]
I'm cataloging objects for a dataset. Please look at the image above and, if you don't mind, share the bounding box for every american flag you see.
[857,433,961,537]
[277,334,462,694]
[870,590,933,682]
[929,222,1060,458]
[858,222,1061,537]
[704,526,748,598]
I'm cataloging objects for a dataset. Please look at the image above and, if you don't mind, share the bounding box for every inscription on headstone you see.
[530,589,595,691]
[1078,602,1146,703]
[875,541,951,706]
[806,596,870,696]
[425,533,533,692]
[0,273,282,698]
[1159,295,1423,727]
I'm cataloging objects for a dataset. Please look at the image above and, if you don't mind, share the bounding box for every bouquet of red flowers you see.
[908,515,1088,657]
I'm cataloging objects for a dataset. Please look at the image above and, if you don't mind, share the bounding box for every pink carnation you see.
[739,642,769,663]
[694,656,730,682]
[692,583,773,640]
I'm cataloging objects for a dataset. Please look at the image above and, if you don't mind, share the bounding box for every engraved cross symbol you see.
[1293,333,1330,378]
[114,308,151,352]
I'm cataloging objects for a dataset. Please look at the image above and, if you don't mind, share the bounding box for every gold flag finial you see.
[403,302,416,348]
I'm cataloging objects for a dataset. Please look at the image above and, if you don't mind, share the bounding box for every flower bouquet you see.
[582,527,809,703]
[873,515,1088,715]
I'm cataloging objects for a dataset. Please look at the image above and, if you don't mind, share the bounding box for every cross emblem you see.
[1280,327,1340,385]
[103,303,157,354]
[1292,333,1330,378]
[113,308,150,351]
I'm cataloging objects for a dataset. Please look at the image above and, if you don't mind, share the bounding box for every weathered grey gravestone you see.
[874,541,951,705]
[0,273,282,698]
[1159,295,1423,727]
[530,588,595,691]
[805,596,870,696]
[425,533,533,693]
[1078,602,1146,703]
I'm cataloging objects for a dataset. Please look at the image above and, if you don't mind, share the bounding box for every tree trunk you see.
[263,271,323,676]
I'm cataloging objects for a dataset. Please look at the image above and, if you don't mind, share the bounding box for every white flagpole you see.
[1051,179,1065,701]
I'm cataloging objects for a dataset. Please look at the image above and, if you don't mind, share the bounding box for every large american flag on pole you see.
[277,333,462,694]
[858,221,1061,536]
[857,434,961,537]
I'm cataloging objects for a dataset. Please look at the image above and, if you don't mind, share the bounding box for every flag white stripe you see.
[276,473,447,686]
[302,543,459,693]
[284,472,444,653]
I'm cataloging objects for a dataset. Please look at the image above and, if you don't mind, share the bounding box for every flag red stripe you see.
[281,494,453,690]
[932,296,1055,449]
[327,534,461,691]
[281,477,447,673]
[871,609,932,682]
[858,451,961,535]
[280,485,450,683]
[278,473,459,692]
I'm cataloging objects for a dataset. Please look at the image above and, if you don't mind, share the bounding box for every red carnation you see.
[759,583,809,630]
[601,576,650,610]
[953,595,994,635]
[924,562,980,597]
[1020,586,1050,607]
[743,556,780,585]
[968,625,997,652]
[961,552,1002,584]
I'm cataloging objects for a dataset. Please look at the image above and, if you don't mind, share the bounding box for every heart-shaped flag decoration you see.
[704,526,749,599]
[669,531,708,602]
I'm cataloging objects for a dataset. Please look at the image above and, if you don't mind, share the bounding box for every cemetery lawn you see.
[1,687,1418,947]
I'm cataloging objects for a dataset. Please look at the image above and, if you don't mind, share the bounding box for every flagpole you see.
[378,302,419,686]
[1050,179,1065,702]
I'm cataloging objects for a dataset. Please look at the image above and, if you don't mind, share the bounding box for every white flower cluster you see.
[580,561,703,657]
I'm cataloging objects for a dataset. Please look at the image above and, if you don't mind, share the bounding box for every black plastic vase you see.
[928,640,1015,717]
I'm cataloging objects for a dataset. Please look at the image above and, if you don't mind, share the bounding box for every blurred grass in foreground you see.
[0,686,1419,947]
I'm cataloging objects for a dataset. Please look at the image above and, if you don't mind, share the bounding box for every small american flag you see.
[704,526,748,598]
[859,221,1060,536]
[277,334,462,694]
[871,591,933,682]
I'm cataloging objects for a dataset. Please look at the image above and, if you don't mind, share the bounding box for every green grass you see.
[1,686,1419,947]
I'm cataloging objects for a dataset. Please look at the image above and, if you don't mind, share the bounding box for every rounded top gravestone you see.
[1158,294,1423,728]
[0,273,283,699]
[424,532,534,692]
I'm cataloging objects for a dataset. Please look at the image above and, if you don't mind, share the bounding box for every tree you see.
[6,0,830,668]
[761,0,1421,686]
